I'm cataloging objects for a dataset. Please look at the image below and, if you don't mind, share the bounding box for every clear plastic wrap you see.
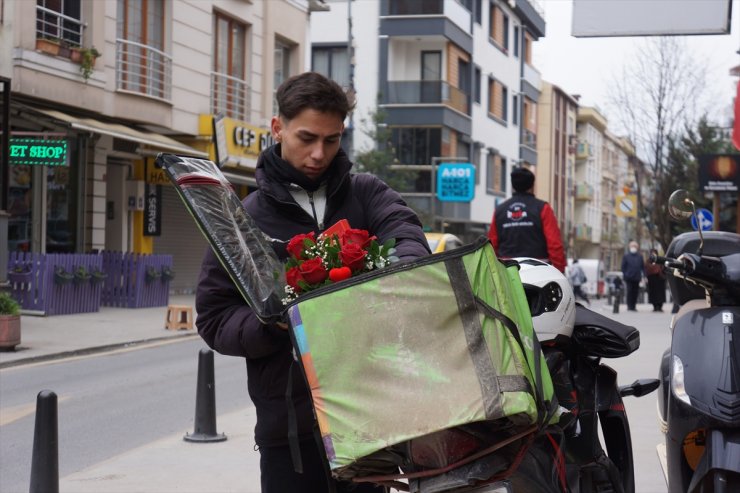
[157,153,286,323]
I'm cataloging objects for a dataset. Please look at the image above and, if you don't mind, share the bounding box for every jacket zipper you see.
[307,192,323,230]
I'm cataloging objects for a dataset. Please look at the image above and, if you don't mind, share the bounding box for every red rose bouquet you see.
[281,222,398,304]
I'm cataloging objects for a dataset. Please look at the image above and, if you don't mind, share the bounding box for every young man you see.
[568,258,590,305]
[487,167,566,273]
[194,72,430,492]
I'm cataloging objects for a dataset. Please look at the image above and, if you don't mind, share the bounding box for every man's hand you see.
[275,322,289,331]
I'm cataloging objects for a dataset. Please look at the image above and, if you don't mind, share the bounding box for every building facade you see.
[2,0,313,292]
[310,0,546,239]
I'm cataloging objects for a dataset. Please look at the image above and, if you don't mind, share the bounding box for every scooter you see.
[653,190,740,492]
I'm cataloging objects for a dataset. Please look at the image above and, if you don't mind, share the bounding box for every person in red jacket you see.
[488,167,566,273]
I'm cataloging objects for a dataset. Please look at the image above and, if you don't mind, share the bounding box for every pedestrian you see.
[487,167,566,273]
[194,72,430,493]
[646,248,666,312]
[621,241,645,312]
[568,259,590,305]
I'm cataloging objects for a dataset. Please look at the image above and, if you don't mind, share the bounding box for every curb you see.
[0,333,199,369]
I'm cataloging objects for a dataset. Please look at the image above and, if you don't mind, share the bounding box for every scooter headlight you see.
[672,355,691,405]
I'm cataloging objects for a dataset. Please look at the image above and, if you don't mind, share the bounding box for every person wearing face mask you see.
[621,240,645,312]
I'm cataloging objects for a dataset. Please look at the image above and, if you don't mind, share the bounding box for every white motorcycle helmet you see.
[513,257,576,341]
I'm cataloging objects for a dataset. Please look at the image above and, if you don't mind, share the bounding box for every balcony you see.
[384,80,469,115]
[576,142,591,161]
[211,72,250,121]
[574,183,594,201]
[380,0,472,51]
[388,0,443,15]
[522,63,541,92]
[521,128,537,149]
[116,38,172,101]
[574,223,593,242]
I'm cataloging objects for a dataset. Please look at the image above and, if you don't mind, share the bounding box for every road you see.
[0,338,250,493]
[0,302,673,493]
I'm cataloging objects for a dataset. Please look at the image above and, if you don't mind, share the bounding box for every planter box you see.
[36,38,60,56]
[0,315,21,351]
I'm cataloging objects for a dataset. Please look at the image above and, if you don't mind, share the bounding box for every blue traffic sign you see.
[690,208,714,231]
[437,163,475,202]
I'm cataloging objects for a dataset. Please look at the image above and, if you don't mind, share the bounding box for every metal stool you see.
[165,304,193,331]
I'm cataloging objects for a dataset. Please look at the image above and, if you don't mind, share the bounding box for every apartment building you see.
[309,0,545,238]
[2,0,313,292]
[535,81,578,255]
[573,106,605,261]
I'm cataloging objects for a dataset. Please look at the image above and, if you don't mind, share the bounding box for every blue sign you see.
[690,208,714,231]
[437,163,475,202]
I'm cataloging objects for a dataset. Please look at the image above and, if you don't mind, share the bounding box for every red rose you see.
[339,243,367,272]
[341,229,376,248]
[329,266,352,282]
[298,257,328,285]
[286,267,305,293]
[286,232,316,259]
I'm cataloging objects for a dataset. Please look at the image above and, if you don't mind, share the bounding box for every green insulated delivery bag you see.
[286,237,555,482]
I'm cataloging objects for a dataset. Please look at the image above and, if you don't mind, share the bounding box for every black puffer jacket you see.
[195,145,430,447]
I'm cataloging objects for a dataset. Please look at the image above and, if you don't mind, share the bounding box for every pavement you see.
[0,295,670,493]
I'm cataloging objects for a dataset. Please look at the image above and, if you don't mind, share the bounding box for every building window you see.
[475,0,482,24]
[390,127,441,166]
[312,46,349,88]
[389,0,443,15]
[274,40,292,115]
[522,97,537,147]
[488,78,507,123]
[486,152,506,194]
[474,66,481,104]
[489,3,508,52]
[513,25,520,57]
[523,30,533,65]
[117,0,170,100]
[36,0,82,46]
[512,95,518,125]
[211,12,247,120]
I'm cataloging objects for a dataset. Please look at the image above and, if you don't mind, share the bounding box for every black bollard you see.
[30,390,59,493]
[613,288,621,314]
[184,348,227,443]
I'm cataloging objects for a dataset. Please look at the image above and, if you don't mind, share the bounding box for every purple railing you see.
[100,252,172,308]
[7,252,104,315]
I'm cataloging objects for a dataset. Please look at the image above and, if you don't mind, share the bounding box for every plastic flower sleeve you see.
[157,153,286,324]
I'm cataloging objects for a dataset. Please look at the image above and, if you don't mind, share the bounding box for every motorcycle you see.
[653,189,740,492]
[411,259,659,493]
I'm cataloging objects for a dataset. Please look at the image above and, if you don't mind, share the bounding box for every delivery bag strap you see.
[285,359,303,474]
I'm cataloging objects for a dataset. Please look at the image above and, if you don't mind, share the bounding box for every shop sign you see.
[199,114,274,167]
[698,154,739,192]
[143,183,162,236]
[9,138,68,166]
[146,157,170,185]
[437,163,475,202]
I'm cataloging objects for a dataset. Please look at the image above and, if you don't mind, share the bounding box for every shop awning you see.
[32,108,208,158]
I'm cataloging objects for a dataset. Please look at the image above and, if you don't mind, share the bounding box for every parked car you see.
[425,232,463,254]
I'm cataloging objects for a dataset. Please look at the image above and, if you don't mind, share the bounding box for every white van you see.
[567,258,605,298]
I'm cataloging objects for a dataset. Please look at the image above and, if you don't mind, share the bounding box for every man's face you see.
[271,109,344,180]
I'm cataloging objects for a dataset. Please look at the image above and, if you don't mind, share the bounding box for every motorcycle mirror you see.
[668,189,694,220]
[619,378,660,398]
[668,189,704,255]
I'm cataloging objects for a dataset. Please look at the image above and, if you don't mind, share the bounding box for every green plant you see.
[79,47,101,81]
[0,292,21,316]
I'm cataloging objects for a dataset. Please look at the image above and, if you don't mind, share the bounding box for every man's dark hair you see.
[510,167,535,193]
[276,72,356,121]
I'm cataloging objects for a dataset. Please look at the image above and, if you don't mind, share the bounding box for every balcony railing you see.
[211,72,249,121]
[574,183,594,201]
[576,142,591,160]
[116,38,172,101]
[388,0,443,15]
[36,5,83,46]
[384,80,469,114]
[574,223,593,242]
[521,128,537,148]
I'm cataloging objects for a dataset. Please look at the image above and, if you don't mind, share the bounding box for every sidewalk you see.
[0,296,667,492]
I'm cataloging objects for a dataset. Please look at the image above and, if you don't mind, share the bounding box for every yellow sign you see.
[615,194,637,217]
[146,158,170,185]
[199,114,274,165]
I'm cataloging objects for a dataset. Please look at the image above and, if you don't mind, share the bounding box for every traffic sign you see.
[615,194,637,217]
[690,208,714,231]
[437,163,475,202]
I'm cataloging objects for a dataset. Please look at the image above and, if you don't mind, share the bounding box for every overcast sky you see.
[533,0,740,128]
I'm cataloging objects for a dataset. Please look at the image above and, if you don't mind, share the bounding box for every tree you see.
[608,37,712,250]
[353,104,410,192]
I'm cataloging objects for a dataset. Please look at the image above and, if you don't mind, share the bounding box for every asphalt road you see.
[0,338,250,493]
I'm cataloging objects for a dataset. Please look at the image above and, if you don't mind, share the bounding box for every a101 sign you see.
[437,163,475,202]
[9,138,68,166]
